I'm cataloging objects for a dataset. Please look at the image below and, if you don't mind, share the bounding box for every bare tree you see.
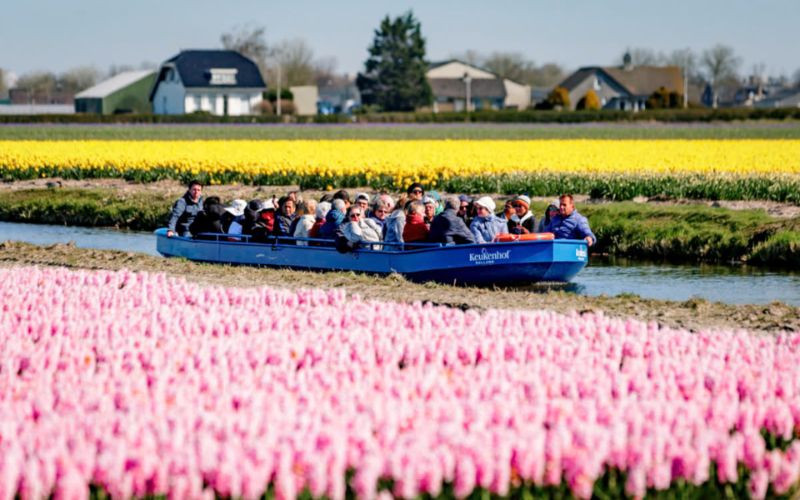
[793,68,800,88]
[58,66,101,93]
[450,50,565,87]
[221,24,270,80]
[665,48,702,82]
[15,71,58,94]
[701,44,741,108]
[266,38,318,87]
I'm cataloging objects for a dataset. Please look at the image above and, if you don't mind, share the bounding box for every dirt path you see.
[1,241,796,334]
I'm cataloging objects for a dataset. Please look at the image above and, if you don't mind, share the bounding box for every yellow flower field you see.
[1,140,799,201]
[2,139,799,178]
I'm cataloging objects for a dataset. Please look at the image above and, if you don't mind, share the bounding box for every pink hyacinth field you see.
[1,266,799,499]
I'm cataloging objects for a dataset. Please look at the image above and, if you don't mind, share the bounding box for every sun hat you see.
[474,196,496,213]
[513,195,531,209]
[225,199,247,217]
[422,196,436,205]
[355,192,370,203]
[262,198,276,211]
[548,199,560,210]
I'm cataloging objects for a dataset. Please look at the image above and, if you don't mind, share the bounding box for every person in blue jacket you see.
[469,196,508,243]
[544,194,596,246]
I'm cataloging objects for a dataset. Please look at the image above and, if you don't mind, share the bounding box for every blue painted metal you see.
[155,228,588,285]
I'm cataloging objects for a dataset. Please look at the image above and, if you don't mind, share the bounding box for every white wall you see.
[503,79,532,109]
[427,61,495,79]
[152,75,185,115]
[290,85,319,116]
[184,91,261,116]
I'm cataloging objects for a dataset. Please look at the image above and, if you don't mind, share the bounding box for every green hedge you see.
[2,107,800,124]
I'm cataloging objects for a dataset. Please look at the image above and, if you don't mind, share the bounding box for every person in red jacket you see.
[402,200,429,246]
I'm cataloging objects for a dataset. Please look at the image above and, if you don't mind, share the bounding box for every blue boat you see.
[154,228,588,285]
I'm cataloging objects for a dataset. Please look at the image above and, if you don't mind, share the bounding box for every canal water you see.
[1,221,798,306]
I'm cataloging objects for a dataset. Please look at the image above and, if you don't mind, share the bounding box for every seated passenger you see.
[427,190,444,216]
[406,183,424,201]
[457,195,472,225]
[338,206,383,251]
[384,194,408,246]
[507,195,536,234]
[428,195,476,245]
[368,198,389,233]
[293,199,317,245]
[167,180,203,238]
[189,196,226,239]
[501,199,515,222]
[354,192,370,216]
[273,196,296,237]
[223,199,247,238]
[470,196,507,243]
[332,189,351,210]
[308,201,331,241]
[241,199,263,236]
[318,199,346,240]
[402,200,429,244]
[422,196,437,225]
[250,199,276,242]
[544,194,596,246]
[537,200,560,233]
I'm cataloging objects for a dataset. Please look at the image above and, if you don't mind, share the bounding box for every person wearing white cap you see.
[223,199,247,237]
[469,196,508,243]
[508,195,536,234]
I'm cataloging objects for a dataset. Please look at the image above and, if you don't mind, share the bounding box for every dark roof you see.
[559,65,682,96]
[162,50,265,89]
[429,78,506,99]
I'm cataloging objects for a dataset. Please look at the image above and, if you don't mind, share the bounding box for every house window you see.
[593,77,601,91]
[209,68,238,85]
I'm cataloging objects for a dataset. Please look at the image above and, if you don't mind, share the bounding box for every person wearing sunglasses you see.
[469,196,507,243]
[406,182,425,201]
[507,195,536,235]
[338,206,383,251]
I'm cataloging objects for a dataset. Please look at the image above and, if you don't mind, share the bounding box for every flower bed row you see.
[2,140,800,201]
[1,267,799,499]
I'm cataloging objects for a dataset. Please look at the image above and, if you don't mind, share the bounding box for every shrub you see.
[576,89,601,110]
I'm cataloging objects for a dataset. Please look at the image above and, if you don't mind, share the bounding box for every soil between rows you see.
[1,241,796,334]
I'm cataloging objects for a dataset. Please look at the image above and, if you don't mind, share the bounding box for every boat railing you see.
[188,232,444,252]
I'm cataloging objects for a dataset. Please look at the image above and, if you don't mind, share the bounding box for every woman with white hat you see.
[469,196,508,243]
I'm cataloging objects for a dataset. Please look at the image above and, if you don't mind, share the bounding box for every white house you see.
[150,50,266,116]
[426,60,531,111]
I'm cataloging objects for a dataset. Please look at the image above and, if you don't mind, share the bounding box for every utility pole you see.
[683,66,688,108]
[462,72,472,113]
[276,63,282,116]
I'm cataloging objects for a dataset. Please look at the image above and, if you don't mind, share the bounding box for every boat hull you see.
[155,229,588,285]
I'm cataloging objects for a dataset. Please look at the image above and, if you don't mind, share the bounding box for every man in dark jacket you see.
[427,195,476,245]
[167,180,203,237]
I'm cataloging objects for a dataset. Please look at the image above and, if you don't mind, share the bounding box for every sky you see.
[2,0,798,80]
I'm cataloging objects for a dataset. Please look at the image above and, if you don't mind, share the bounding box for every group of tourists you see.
[166,180,595,249]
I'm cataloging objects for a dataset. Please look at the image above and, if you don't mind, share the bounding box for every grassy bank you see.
[2,241,797,334]
[0,186,798,268]
[2,122,800,140]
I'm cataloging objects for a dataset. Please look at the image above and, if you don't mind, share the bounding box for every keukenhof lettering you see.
[469,248,511,265]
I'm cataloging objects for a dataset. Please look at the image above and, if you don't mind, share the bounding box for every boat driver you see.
[544,194,596,246]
